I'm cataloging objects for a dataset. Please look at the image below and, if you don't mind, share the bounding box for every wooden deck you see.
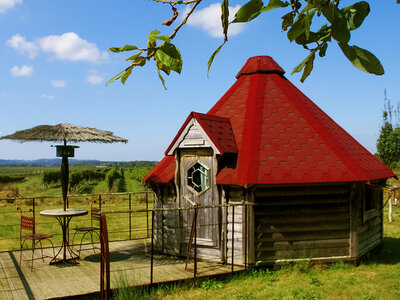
[0,239,243,299]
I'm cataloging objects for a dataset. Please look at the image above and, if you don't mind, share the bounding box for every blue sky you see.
[0,1,399,162]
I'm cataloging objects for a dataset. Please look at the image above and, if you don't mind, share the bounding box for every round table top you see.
[40,208,88,217]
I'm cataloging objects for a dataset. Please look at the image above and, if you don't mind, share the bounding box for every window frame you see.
[363,185,378,223]
[186,161,210,196]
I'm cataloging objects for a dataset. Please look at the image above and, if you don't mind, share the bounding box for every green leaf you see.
[294,24,331,45]
[319,43,328,57]
[300,52,315,82]
[322,3,350,44]
[291,48,317,80]
[148,30,170,44]
[342,1,370,31]
[121,65,133,85]
[232,0,263,23]
[109,45,139,53]
[221,0,229,42]
[281,11,295,31]
[207,42,226,77]
[125,52,142,62]
[106,68,127,85]
[155,42,182,74]
[287,9,316,42]
[262,0,289,12]
[157,67,167,90]
[339,43,384,75]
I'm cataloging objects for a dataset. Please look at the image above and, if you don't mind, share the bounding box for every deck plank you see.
[0,239,244,299]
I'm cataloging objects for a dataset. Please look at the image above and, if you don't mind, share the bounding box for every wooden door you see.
[180,150,218,245]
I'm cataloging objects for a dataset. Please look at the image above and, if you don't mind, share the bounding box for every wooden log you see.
[256,238,349,252]
[256,230,349,243]
[255,212,349,224]
[254,204,349,216]
[256,246,349,261]
[256,221,349,233]
[254,184,350,197]
[358,232,381,253]
[254,196,349,206]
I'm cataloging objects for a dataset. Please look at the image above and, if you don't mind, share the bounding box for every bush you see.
[42,171,60,187]
[0,175,25,183]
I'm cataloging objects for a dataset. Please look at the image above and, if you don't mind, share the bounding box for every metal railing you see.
[0,191,154,252]
[101,202,251,289]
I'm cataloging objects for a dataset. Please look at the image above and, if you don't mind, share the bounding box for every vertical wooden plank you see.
[349,182,358,259]
[246,189,255,265]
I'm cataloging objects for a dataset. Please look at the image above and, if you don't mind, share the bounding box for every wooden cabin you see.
[143,56,394,266]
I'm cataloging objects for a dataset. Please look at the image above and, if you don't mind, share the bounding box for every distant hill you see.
[0,159,157,167]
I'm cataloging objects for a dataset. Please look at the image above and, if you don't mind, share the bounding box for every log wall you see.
[254,184,351,264]
[350,181,384,258]
[226,187,245,265]
[152,183,181,256]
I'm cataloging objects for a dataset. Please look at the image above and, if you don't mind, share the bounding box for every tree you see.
[377,91,400,169]
[107,0,384,88]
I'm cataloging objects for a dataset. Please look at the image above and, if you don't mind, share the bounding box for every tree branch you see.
[169,0,202,39]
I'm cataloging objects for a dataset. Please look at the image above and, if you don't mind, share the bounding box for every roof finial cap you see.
[236,56,285,79]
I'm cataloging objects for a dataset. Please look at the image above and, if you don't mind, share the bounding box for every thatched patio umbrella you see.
[1,123,128,210]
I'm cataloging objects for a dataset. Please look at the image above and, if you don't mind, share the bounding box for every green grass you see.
[0,165,153,251]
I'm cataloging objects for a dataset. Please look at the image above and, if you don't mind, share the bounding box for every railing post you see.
[232,205,235,272]
[146,192,149,238]
[129,193,132,240]
[99,194,102,210]
[150,210,154,285]
[194,206,197,279]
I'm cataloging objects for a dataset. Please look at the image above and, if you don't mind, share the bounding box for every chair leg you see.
[79,231,90,256]
[20,239,28,267]
[89,231,96,253]
[38,240,45,262]
[72,230,79,250]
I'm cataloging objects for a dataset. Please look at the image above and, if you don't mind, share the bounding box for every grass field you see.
[0,165,153,251]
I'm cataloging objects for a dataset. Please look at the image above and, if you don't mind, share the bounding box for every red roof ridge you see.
[236,56,285,79]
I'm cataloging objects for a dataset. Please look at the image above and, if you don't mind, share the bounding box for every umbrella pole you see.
[61,156,69,211]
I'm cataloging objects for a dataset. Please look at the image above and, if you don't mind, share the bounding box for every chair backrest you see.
[90,201,101,226]
[21,215,34,233]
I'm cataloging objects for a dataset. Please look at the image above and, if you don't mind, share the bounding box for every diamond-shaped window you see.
[187,162,210,194]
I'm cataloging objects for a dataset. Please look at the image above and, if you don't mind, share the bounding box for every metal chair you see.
[18,207,55,271]
[72,201,101,255]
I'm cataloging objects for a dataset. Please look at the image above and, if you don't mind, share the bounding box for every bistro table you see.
[40,208,88,264]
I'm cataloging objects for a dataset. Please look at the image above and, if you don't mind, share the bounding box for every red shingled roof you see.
[144,56,394,185]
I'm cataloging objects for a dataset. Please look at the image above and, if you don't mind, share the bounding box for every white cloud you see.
[38,32,108,63]
[0,0,22,13]
[10,65,33,77]
[50,80,66,88]
[86,69,104,85]
[6,34,38,58]
[184,3,246,38]
[41,94,54,100]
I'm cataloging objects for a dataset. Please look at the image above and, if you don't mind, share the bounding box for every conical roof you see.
[144,56,394,185]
